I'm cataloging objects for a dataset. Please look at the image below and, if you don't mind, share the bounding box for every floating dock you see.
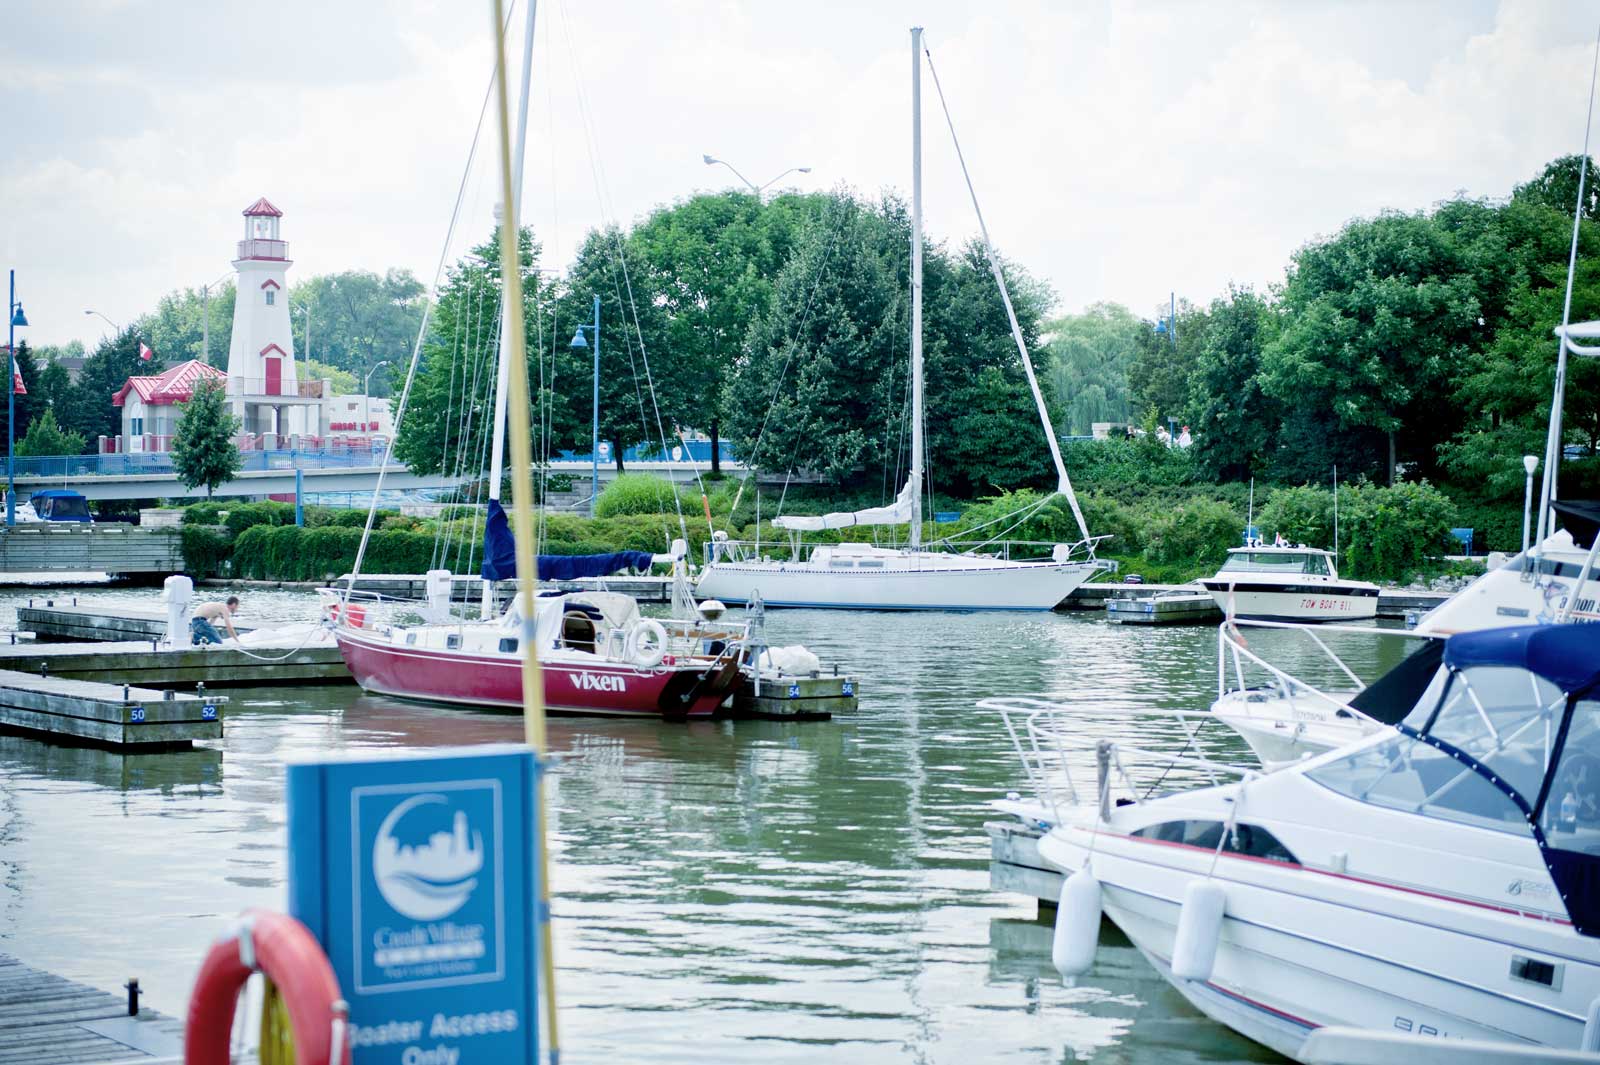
[0,953,183,1064]
[987,820,1060,906]
[0,671,225,748]
[0,639,347,689]
[733,672,858,720]
[1105,590,1221,625]
[19,602,254,642]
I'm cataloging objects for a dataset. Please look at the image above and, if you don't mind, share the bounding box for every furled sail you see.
[773,477,915,532]
[481,499,655,581]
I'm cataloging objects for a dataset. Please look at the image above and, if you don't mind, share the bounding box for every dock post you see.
[125,977,140,1016]
[295,467,304,526]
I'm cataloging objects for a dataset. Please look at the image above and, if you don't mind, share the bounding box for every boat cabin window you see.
[499,637,518,654]
[1308,663,1566,837]
[561,611,597,653]
[1542,699,1600,854]
[446,633,462,650]
[1218,551,1324,576]
[1132,820,1299,864]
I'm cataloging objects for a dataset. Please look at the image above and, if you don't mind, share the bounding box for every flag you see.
[1274,532,1286,547]
[139,342,154,362]
[11,371,24,396]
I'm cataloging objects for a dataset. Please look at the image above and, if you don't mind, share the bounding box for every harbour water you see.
[0,586,1413,1063]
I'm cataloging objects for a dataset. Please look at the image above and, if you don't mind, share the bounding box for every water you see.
[0,588,1412,1063]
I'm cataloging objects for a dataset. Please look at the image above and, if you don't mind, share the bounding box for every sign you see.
[288,746,541,1064]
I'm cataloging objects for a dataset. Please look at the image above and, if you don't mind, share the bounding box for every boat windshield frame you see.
[1217,549,1333,578]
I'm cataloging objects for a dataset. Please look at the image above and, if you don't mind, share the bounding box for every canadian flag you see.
[11,371,24,396]
[138,342,155,362]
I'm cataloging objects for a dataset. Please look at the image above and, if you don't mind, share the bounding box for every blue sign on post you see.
[287,745,541,1064]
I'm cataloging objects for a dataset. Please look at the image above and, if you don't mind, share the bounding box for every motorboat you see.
[1002,623,1600,1063]
[693,28,1105,612]
[1198,544,1378,622]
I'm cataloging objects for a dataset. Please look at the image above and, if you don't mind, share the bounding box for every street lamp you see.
[9,272,29,527]
[569,294,601,516]
[702,154,812,196]
[84,309,121,336]
[1522,454,1540,556]
[199,272,231,364]
[364,360,391,436]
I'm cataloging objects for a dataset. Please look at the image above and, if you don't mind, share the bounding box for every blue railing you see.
[13,447,391,479]
[553,439,738,465]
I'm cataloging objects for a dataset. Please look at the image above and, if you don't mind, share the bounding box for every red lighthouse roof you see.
[242,197,283,218]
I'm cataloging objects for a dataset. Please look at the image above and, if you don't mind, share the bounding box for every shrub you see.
[181,525,232,578]
[231,525,438,581]
[594,473,680,518]
[183,502,228,525]
[223,501,296,537]
[1338,481,1455,582]
[1258,486,1334,549]
[1141,498,1243,571]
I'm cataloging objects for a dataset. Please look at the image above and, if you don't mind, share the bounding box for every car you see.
[1122,573,1144,584]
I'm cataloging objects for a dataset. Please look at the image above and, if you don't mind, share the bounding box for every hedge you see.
[231,525,441,581]
[181,525,232,578]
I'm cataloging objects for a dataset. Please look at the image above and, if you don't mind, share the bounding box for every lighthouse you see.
[225,197,311,443]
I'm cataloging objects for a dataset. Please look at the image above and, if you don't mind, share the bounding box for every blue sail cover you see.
[1444,624,1600,694]
[480,499,656,582]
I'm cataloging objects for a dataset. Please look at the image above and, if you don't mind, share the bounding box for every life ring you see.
[326,602,366,629]
[626,618,668,667]
[185,908,347,1065]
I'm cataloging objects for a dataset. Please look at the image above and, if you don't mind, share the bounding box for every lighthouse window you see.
[265,289,275,306]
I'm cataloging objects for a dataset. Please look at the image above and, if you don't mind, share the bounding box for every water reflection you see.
[0,589,1390,1062]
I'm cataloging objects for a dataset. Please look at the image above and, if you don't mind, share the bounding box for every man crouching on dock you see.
[192,596,240,645]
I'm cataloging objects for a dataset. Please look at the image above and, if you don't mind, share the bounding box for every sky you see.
[5,0,1599,350]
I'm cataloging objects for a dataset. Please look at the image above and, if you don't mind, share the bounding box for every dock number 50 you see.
[130,708,146,723]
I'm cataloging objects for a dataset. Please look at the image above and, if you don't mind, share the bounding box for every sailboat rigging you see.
[695,27,1106,612]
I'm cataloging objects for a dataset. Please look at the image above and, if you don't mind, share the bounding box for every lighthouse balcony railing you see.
[224,377,323,399]
[236,238,288,260]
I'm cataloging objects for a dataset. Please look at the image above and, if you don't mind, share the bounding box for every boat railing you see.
[704,536,1108,566]
[985,696,1259,824]
[1215,618,1442,728]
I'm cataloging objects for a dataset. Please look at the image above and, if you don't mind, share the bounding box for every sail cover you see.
[480,499,656,581]
[773,477,915,532]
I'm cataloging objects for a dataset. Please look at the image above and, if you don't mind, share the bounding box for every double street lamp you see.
[364,360,390,437]
[568,295,601,516]
[702,154,812,197]
[9,272,29,527]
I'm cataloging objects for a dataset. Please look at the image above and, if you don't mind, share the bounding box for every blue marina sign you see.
[287,745,541,1064]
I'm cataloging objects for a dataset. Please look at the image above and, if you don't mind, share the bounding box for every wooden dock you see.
[0,640,348,689]
[732,672,858,720]
[18,603,254,643]
[0,671,224,748]
[0,953,183,1064]
[0,524,185,576]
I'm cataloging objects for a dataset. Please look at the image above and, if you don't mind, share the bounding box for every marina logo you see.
[572,672,626,693]
[372,793,484,921]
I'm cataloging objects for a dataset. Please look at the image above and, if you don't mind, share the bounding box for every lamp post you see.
[364,360,390,437]
[200,272,231,364]
[84,309,120,336]
[701,155,812,197]
[9,273,29,527]
[569,294,601,516]
[1522,454,1540,556]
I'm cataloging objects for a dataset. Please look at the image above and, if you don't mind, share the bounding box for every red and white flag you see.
[139,342,155,362]
[11,371,25,396]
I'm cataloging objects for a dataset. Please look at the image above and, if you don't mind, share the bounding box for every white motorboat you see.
[1003,623,1600,1063]
[694,28,1104,612]
[1198,544,1378,622]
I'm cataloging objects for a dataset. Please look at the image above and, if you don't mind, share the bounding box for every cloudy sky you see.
[4,0,1598,350]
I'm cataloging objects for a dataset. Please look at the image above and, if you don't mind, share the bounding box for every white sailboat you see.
[695,28,1104,612]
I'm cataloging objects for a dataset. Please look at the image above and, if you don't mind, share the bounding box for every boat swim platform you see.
[0,953,183,1065]
[18,602,255,643]
[0,639,348,689]
[0,671,225,750]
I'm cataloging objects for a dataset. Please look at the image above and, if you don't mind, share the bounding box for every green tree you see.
[137,283,236,364]
[14,408,86,457]
[1041,302,1141,435]
[288,269,427,393]
[1512,154,1600,222]
[171,380,242,497]
[63,327,162,446]
[628,190,824,473]
[1185,286,1279,480]
[0,340,41,449]
[1128,298,1208,425]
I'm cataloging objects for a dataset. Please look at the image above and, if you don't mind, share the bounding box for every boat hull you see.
[1199,581,1378,622]
[696,557,1097,610]
[334,627,736,718]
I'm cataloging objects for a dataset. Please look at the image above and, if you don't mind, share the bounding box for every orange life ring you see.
[326,602,366,629]
[185,908,347,1065]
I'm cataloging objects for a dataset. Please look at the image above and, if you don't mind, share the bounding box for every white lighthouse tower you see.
[225,198,312,444]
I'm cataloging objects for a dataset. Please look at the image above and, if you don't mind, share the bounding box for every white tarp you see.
[773,477,915,532]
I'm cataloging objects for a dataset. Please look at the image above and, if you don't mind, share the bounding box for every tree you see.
[288,269,427,393]
[171,380,241,497]
[1512,154,1600,223]
[14,408,85,457]
[1184,286,1279,481]
[1041,302,1142,435]
[1128,298,1208,424]
[137,283,236,364]
[63,327,162,446]
[628,190,824,473]
[0,340,41,449]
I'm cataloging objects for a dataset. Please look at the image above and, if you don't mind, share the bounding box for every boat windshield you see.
[1217,551,1328,577]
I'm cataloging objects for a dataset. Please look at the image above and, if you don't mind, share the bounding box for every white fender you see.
[1583,995,1600,1052]
[1051,867,1102,979]
[1171,879,1227,982]
[626,618,668,667]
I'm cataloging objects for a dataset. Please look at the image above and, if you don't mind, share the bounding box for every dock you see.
[1105,589,1221,625]
[0,953,183,1064]
[987,819,1060,906]
[1074,581,1450,619]
[19,602,254,643]
[0,639,348,688]
[0,671,225,748]
[733,672,858,720]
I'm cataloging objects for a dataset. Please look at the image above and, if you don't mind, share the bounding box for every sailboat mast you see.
[909,26,925,550]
